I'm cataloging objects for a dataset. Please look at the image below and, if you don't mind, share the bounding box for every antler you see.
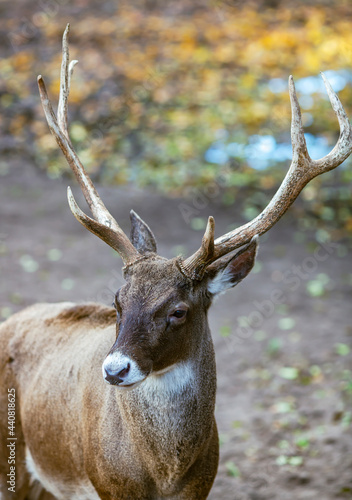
[37,24,140,266]
[181,74,352,280]
[38,26,352,277]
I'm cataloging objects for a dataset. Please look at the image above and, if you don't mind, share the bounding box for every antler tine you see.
[58,24,78,144]
[37,24,140,265]
[182,74,352,280]
[179,217,215,280]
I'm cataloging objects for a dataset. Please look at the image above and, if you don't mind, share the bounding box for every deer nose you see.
[104,362,130,385]
[102,352,147,388]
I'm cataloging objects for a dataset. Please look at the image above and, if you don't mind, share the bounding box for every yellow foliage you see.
[4,0,352,194]
[167,110,194,129]
[302,50,322,74]
[12,52,34,71]
[214,44,237,64]
[239,74,257,91]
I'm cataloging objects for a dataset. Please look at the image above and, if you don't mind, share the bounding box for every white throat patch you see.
[142,361,194,396]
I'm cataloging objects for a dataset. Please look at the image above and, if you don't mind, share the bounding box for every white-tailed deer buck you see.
[1,24,351,500]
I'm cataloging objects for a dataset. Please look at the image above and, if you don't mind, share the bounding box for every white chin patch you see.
[102,351,147,387]
[143,362,194,395]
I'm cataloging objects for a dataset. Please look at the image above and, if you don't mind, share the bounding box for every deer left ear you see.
[130,210,157,254]
[206,236,258,296]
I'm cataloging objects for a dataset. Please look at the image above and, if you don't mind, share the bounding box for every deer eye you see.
[168,303,189,324]
[172,309,187,319]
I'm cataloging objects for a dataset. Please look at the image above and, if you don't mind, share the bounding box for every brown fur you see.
[0,239,257,500]
[0,262,218,499]
[47,303,116,328]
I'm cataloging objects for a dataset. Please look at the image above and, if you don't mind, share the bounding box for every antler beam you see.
[37,24,140,266]
[181,74,352,280]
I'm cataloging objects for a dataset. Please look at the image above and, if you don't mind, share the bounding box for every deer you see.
[0,24,351,500]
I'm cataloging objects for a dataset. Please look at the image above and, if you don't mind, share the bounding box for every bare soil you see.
[0,160,351,499]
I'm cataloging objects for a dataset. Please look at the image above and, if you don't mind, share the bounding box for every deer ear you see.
[130,210,157,254]
[206,236,258,296]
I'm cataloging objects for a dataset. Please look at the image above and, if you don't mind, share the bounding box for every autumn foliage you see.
[1,0,352,230]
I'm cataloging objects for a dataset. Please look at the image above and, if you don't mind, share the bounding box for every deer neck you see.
[115,322,216,485]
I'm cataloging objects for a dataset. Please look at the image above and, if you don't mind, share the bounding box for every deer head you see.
[102,232,257,388]
[37,24,352,389]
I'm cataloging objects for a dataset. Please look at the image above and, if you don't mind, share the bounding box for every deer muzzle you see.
[102,351,149,389]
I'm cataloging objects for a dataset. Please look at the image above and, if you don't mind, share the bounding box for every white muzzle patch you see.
[102,351,146,388]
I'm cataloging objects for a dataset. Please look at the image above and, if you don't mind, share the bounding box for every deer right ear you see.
[130,210,157,254]
[206,236,258,296]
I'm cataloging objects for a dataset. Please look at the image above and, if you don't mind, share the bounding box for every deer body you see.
[0,259,220,500]
[1,25,352,500]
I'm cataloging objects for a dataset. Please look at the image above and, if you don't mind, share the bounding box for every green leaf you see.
[278,317,295,330]
[342,411,352,427]
[309,365,322,376]
[225,461,240,478]
[273,401,293,413]
[61,278,75,291]
[232,420,243,429]
[19,254,39,273]
[47,248,62,261]
[219,434,228,446]
[335,343,350,356]
[70,122,88,141]
[267,338,282,355]
[276,455,303,466]
[288,456,303,466]
[306,280,325,297]
[279,367,299,380]
[278,440,290,449]
[220,325,231,338]
[295,437,310,449]
[276,455,287,465]
[190,217,207,231]
[254,330,267,341]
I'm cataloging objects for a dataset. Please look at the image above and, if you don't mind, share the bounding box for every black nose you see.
[104,362,131,385]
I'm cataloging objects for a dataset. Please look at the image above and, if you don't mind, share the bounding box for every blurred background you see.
[0,1,352,498]
[1,0,352,225]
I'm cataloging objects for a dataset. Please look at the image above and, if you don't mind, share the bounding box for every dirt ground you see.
[0,159,351,499]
